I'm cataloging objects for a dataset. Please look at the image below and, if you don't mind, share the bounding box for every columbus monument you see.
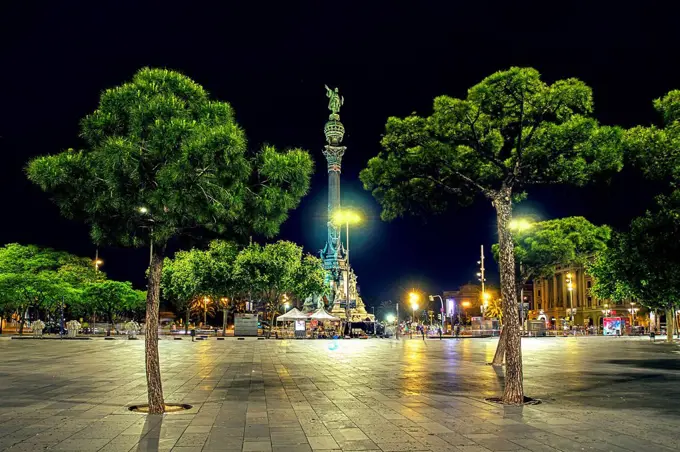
[304,85,373,323]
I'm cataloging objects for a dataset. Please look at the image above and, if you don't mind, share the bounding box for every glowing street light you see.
[332,209,362,326]
[203,297,210,326]
[509,217,535,331]
[509,218,533,232]
[385,313,396,324]
[482,292,490,317]
[138,206,149,214]
[566,272,575,325]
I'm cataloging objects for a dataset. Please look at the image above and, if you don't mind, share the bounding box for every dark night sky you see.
[1,1,679,309]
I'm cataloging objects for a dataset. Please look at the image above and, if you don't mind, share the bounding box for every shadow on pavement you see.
[607,358,680,371]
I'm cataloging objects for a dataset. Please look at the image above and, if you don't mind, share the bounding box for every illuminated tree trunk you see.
[185,309,190,334]
[492,327,506,365]
[145,245,165,414]
[666,308,675,343]
[493,191,524,404]
[492,282,522,365]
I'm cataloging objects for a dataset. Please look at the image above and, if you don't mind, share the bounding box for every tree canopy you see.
[27,68,314,249]
[626,90,680,182]
[82,280,146,329]
[360,67,623,220]
[590,193,680,311]
[494,216,611,284]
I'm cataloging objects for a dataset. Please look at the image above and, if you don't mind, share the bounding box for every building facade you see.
[532,264,637,328]
[443,283,500,320]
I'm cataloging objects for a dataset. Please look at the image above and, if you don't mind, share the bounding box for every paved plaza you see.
[0,336,679,452]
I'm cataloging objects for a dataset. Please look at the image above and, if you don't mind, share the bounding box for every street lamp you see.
[481,292,490,317]
[509,217,535,332]
[409,291,420,323]
[429,295,445,330]
[411,302,419,324]
[332,209,362,328]
[203,297,210,327]
[629,301,638,330]
[566,272,575,327]
[509,218,533,231]
[462,301,471,323]
[220,297,229,333]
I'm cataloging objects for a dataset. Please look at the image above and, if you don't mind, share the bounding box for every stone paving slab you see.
[0,337,678,451]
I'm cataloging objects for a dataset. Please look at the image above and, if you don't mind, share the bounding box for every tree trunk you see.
[145,245,166,414]
[19,317,24,336]
[185,309,190,334]
[222,308,227,335]
[492,282,522,365]
[493,192,524,404]
[492,327,506,365]
[666,308,675,343]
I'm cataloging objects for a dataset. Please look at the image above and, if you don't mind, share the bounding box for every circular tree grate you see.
[485,397,541,405]
[128,404,192,413]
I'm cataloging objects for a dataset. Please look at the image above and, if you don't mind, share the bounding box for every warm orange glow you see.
[462,301,471,308]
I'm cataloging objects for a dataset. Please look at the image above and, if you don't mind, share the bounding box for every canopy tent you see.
[276,308,307,322]
[308,308,341,321]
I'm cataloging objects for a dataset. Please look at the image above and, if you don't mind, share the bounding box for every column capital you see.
[323,145,346,172]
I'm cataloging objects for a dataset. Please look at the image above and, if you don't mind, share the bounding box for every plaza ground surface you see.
[0,337,678,452]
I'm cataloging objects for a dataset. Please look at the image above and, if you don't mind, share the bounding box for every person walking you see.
[421,326,426,340]
[438,327,442,340]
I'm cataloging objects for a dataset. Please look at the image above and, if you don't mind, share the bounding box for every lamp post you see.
[332,209,361,333]
[409,292,419,322]
[138,206,153,265]
[429,295,445,330]
[93,250,103,333]
[629,301,637,333]
[203,297,210,327]
[221,297,229,334]
[566,272,575,327]
[462,301,471,324]
[509,218,534,333]
[481,292,490,318]
[477,245,486,306]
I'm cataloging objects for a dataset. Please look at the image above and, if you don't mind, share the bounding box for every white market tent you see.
[308,308,341,321]
[276,308,307,322]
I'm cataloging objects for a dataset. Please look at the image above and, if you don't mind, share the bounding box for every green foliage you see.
[590,192,680,310]
[360,67,623,220]
[292,254,328,304]
[26,67,314,249]
[0,243,92,319]
[588,247,635,304]
[626,90,680,182]
[205,240,240,298]
[233,241,303,310]
[161,247,214,317]
[493,217,611,283]
[82,280,145,325]
[486,297,503,322]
